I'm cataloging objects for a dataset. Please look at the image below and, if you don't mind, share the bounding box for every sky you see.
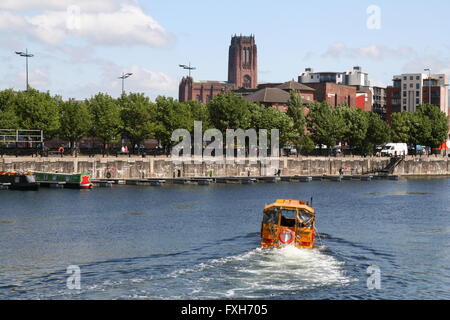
[0,0,449,100]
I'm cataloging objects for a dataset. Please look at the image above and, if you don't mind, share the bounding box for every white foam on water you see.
[165,246,354,299]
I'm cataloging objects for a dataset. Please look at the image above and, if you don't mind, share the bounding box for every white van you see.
[381,143,408,157]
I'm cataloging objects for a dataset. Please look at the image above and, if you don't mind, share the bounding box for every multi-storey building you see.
[298,66,374,110]
[386,73,449,118]
[298,66,370,87]
[371,86,387,119]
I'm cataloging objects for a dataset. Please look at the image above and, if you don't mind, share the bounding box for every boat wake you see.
[151,246,354,299]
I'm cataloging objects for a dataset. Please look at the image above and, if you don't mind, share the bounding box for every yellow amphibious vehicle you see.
[261,199,316,249]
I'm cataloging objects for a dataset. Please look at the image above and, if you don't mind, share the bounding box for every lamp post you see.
[15,49,34,91]
[424,68,431,105]
[179,62,196,78]
[118,72,133,96]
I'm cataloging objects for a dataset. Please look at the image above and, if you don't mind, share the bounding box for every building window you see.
[243,75,252,88]
[416,84,420,89]
[416,91,420,97]
[416,98,420,104]
[410,83,413,88]
[403,84,407,90]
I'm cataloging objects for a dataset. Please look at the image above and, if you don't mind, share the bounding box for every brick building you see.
[179,35,258,103]
[304,82,357,108]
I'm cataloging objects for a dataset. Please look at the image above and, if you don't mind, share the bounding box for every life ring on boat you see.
[279,229,295,245]
[106,172,112,179]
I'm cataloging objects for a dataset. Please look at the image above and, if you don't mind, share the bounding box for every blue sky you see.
[0,0,449,100]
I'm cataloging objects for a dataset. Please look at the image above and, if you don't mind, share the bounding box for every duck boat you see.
[0,171,40,191]
[261,199,316,249]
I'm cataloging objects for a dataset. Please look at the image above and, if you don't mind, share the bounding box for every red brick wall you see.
[306,83,357,108]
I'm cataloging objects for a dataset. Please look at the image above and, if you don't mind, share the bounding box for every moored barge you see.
[0,171,40,191]
[33,172,93,189]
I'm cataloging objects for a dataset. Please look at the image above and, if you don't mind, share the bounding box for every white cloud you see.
[0,3,173,47]
[105,63,178,94]
[322,43,415,60]
[2,68,50,90]
[0,0,123,12]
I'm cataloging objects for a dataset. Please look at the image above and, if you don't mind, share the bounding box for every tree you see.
[363,112,391,154]
[59,99,92,154]
[415,104,449,148]
[14,89,61,139]
[119,93,157,152]
[299,135,315,155]
[86,93,122,153]
[340,106,369,153]
[258,106,295,147]
[390,112,414,144]
[286,91,307,153]
[0,90,20,129]
[307,102,347,154]
[185,100,211,130]
[207,93,251,132]
[154,96,193,152]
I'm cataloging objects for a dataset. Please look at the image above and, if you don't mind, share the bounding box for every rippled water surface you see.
[0,177,449,300]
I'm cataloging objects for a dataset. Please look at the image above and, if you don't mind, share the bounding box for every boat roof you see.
[32,171,90,176]
[264,199,315,215]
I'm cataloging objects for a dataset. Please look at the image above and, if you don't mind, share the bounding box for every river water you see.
[0,177,449,300]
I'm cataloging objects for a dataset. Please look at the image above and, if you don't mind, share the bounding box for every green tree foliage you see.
[86,93,122,151]
[339,106,369,152]
[307,102,347,152]
[185,100,211,130]
[14,89,61,139]
[59,99,92,151]
[155,96,193,151]
[119,93,157,150]
[299,135,315,155]
[364,112,391,154]
[415,104,449,148]
[390,112,414,143]
[286,91,306,152]
[0,90,20,129]
[258,106,295,147]
[207,93,251,132]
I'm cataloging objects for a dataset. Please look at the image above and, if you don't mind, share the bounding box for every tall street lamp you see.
[179,62,196,78]
[15,49,34,91]
[119,72,133,96]
[424,68,431,105]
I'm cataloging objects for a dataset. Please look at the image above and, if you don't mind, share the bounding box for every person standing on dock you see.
[58,146,65,158]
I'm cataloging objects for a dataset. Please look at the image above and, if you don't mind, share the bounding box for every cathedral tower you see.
[228,35,258,89]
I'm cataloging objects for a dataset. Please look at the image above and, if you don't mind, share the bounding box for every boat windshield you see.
[262,209,278,225]
[298,210,314,227]
[281,209,296,219]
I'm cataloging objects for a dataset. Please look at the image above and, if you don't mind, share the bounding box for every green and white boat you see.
[33,172,93,189]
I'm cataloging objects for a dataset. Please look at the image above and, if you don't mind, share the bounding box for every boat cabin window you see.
[298,210,314,228]
[262,210,278,225]
[280,209,296,228]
